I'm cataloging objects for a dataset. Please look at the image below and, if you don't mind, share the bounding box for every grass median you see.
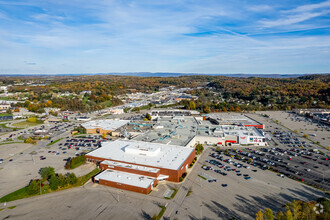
[152,205,167,220]
[47,138,64,146]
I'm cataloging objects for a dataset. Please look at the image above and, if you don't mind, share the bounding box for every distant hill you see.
[104,72,310,78]
[1,72,329,78]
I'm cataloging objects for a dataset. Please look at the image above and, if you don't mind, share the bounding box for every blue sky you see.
[0,0,330,74]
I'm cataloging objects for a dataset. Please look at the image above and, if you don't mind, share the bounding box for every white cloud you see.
[260,0,330,28]
[0,0,329,74]
[260,11,328,27]
[247,5,273,12]
[285,0,330,13]
[31,13,66,21]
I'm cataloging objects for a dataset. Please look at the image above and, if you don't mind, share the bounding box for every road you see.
[163,147,210,219]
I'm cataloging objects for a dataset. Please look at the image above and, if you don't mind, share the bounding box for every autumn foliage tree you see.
[256,199,330,220]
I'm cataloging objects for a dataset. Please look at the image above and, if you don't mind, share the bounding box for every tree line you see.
[2,74,329,113]
[255,198,329,220]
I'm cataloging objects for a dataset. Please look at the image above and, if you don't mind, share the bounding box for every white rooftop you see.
[208,113,262,126]
[87,139,194,170]
[94,169,154,189]
[82,119,129,131]
[101,160,160,174]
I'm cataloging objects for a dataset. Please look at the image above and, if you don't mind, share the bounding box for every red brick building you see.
[87,140,196,193]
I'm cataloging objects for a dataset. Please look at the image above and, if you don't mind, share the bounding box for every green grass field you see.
[0,187,31,203]
[101,100,112,107]
[0,123,11,129]
[0,113,12,116]
[12,120,44,128]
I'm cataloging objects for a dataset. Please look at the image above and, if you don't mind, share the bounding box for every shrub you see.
[66,173,78,185]
[179,172,187,182]
[26,180,39,195]
[24,137,37,144]
[65,155,85,169]
[73,126,86,134]
[195,144,204,155]
[189,157,197,168]
[57,174,66,187]
[145,113,152,120]
[49,175,59,190]
[26,117,37,123]
[39,167,55,181]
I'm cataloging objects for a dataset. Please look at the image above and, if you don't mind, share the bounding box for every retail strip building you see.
[87,140,195,194]
[81,119,129,134]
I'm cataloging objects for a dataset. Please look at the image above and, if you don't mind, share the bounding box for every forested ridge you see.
[1,74,329,112]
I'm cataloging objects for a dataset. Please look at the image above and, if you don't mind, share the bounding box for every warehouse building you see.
[208,113,265,129]
[150,109,200,120]
[81,119,129,134]
[87,140,196,193]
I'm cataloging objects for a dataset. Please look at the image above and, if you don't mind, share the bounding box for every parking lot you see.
[243,112,330,191]
[173,148,328,219]
[225,146,329,190]
[0,121,77,143]
[251,111,329,149]
[0,182,162,220]
[0,131,98,198]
